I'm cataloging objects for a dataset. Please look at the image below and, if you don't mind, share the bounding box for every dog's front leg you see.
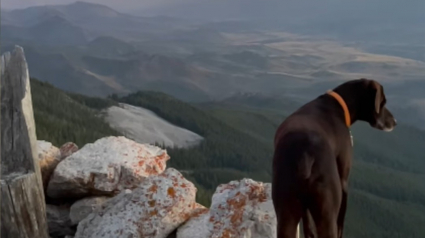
[336,140,352,238]
[302,209,316,238]
[337,182,348,238]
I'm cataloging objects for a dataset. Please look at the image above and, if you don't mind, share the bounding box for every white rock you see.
[47,136,170,199]
[37,140,61,190]
[75,168,197,238]
[70,196,110,225]
[209,179,276,238]
[177,179,277,238]
[181,179,275,238]
[176,206,209,238]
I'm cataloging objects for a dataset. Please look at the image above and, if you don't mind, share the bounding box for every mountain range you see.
[3,2,425,133]
[1,1,187,41]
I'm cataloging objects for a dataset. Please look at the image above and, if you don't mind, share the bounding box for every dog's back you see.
[272,101,338,197]
[272,97,344,238]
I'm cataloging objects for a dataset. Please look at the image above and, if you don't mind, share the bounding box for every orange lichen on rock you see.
[168,187,176,198]
[148,200,156,207]
[148,184,158,193]
[149,209,158,216]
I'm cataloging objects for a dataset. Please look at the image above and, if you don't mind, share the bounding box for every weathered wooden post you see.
[1,46,49,238]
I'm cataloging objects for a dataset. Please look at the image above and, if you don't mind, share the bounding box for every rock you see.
[47,136,170,199]
[166,231,177,238]
[60,142,79,160]
[75,168,197,238]
[46,204,75,238]
[177,179,276,238]
[37,140,62,190]
[209,179,276,238]
[176,206,209,238]
[70,196,110,225]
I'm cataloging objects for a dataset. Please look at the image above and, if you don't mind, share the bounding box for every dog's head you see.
[358,79,397,131]
[337,78,397,132]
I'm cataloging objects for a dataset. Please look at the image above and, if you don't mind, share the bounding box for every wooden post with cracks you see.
[0,46,49,238]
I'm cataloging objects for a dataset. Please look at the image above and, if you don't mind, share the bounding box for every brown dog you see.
[272,79,396,238]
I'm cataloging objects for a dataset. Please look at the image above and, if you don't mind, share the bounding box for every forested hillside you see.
[31,78,120,147]
[31,79,425,238]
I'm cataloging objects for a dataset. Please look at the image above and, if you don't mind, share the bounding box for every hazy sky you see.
[1,0,186,11]
[3,0,423,23]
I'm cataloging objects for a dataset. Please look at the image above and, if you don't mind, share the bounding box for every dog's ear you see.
[371,80,383,114]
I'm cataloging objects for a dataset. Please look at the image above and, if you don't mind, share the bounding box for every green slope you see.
[117,92,273,173]
[31,78,120,147]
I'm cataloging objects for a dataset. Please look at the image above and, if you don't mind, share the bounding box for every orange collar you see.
[327,90,351,127]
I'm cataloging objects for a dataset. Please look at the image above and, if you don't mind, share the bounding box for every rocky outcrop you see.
[177,179,276,238]
[46,204,75,238]
[74,168,197,238]
[60,142,79,160]
[105,103,203,148]
[47,136,170,199]
[37,140,62,190]
[70,196,110,225]
[37,136,279,238]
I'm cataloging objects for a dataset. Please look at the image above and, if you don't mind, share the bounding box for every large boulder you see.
[75,168,197,238]
[46,204,75,238]
[37,140,62,190]
[209,179,276,238]
[177,179,276,238]
[47,136,170,199]
[70,196,110,225]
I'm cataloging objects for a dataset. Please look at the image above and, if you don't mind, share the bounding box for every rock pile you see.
[39,136,278,238]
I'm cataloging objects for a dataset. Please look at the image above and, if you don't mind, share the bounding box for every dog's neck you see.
[326,89,360,126]
[327,90,351,127]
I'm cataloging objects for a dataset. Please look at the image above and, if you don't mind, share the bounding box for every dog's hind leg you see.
[308,181,341,238]
[273,194,303,238]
